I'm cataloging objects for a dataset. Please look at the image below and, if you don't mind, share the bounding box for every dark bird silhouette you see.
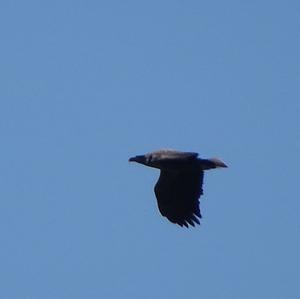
[129,149,227,227]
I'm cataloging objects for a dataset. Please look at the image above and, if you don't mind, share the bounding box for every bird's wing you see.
[153,150,198,162]
[154,169,204,227]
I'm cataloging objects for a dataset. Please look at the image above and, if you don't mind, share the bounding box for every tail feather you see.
[200,158,228,170]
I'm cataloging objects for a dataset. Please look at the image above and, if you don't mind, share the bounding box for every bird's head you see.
[129,153,153,167]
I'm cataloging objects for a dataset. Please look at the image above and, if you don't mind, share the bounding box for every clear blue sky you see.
[1,1,299,298]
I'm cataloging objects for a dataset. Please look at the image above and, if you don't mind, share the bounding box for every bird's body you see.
[129,149,227,227]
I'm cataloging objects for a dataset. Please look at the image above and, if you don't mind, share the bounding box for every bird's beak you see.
[129,155,146,163]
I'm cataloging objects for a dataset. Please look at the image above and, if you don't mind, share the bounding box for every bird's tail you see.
[200,158,228,170]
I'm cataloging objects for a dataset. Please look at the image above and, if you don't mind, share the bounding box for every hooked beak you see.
[129,155,146,163]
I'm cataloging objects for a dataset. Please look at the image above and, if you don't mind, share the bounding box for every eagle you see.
[129,149,227,227]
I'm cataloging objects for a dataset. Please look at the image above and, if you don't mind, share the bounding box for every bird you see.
[129,149,227,227]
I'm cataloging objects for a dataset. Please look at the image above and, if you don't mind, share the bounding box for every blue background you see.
[1,1,299,298]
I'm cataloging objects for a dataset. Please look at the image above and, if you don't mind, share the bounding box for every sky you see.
[0,0,299,298]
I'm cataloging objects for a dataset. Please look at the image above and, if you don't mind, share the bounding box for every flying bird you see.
[129,149,227,227]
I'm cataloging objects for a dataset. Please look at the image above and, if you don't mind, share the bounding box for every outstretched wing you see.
[154,169,204,227]
[151,150,198,162]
